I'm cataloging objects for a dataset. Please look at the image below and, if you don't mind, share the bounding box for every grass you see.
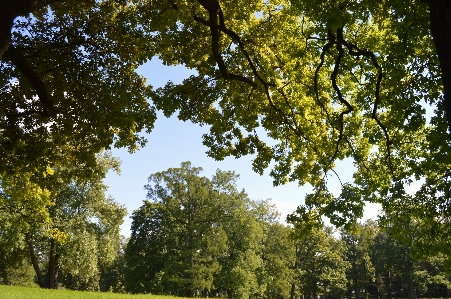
[0,285,186,299]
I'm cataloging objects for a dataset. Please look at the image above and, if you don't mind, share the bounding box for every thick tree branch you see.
[314,32,335,120]
[4,45,56,117]
[193,15,257,88]
[428,0,451,137]
[194,0,312,146]
[28,235,45,288]
[329,28,354,164]
[342,35,394,176]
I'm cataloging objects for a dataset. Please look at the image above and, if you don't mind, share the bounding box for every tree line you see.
[1,0,451,287]
[2,161,450,299]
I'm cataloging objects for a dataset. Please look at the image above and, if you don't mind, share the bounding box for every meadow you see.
[0,285,184,299]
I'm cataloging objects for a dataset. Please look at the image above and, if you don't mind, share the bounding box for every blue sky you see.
[104,59,381,236]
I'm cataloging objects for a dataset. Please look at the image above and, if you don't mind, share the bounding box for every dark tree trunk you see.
[405,260,417,299]
[352,250,358,298]
[290,283,296,299]
[28,235,60,289]
[45,238,60,289]
[313,282,317,299]
[28,237,45,288]
[387,270,393,299]
[290,245,299,299]
[428,0,451,135]
[406,278,417,299]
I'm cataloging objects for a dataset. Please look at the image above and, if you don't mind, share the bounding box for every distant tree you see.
[341,220,377,298]
[261,221,296,299]
[125,163,294,298]
[0,153,126,289]
[419,254,451,298]
[371,228,418,299]
[374,213,451,299]
[126,162,231,297]
[292,226,349,299]
[0,210,35,286]
[212,181,264,299]
[99,235,128,293]
[124,203,169,294]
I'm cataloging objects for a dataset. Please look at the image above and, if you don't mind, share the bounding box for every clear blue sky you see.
[103,59,381,236]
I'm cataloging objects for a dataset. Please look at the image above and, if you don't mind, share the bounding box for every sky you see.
[103,59,382,236]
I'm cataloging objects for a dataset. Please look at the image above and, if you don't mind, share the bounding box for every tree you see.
[139,0,451,248]
[292,226,349,299]
[208,172,262,299]
[125,163,294,298]
[371,227,419,299]
[261,221,296,299]
[0,152,126,289]
[124,203,169,294]
[126,162,231,297]
[341,220,377,298]
[2,1,451,249]
[0,209,35,287]
[99,235,128,293]
[0,1,155,179]
[375,205,451,299]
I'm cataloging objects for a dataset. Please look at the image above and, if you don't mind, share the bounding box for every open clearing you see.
[0,285,185,299]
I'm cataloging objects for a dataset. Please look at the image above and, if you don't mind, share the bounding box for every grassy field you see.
[0,285,186,299]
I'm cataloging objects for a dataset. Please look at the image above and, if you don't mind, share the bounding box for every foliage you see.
[0,152,126,290]
[142,0,444,194]
[371,217,451,299]
[291,225,349,299]
[0,0,156,179]
[260,222,296,299]
[125,162,231,296]
[340,220,377,297]
[0,209,31,285]
[99,236,128,293]
[125,162,295,299]
[1,0,450,270]
[113,0,450,261]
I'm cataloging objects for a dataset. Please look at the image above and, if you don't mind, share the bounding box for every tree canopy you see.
[0,0,155,178]
[140,0,451,241]
[0,152,126,289]
[1,0,451,260]
[125,162,293,298]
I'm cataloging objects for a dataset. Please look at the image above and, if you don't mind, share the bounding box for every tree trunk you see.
[428,0,451,135]
[352,252,358,298]
[406,278,417,299]
[387,270,393,299]
[45,238,60,289]
[313,282,317,299]
[290,245,299,299]
[290,283,296,299]
[28,237,45,288]
[405,260,417,299]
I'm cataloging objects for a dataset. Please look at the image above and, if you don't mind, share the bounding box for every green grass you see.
[0,285,186,299]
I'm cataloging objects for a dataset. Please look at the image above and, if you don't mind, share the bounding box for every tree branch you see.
[4,45,56,117]
[342,36,393,176]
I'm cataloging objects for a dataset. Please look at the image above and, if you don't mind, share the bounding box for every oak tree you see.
[0,1,155,179]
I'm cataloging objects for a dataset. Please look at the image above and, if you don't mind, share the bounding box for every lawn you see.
[0,285,185,299]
